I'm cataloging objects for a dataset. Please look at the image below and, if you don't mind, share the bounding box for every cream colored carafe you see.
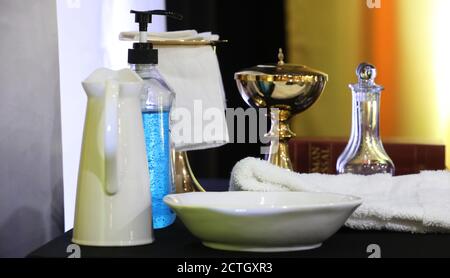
[73,68,153,246]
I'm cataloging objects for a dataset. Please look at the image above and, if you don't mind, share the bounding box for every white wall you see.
[57,0,166,231]
[0,0,63,257]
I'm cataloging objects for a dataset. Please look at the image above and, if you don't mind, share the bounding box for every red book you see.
[289,137,446,175]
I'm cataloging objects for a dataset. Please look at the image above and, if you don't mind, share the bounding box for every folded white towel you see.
[119,30,220,42]
[229,157,450,233]
[157,45,229,151]
[157,31,228,151]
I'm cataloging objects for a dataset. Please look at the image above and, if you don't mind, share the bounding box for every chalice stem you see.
[265,109,296,171]
[172,150,206,193]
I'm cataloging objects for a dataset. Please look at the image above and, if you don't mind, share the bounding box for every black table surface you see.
[28,179,450,258]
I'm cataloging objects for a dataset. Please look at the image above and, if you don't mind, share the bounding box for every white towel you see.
[119,30,220,42]
[157,32,228,151]
[229,157,450,233]
[158,46,229,151]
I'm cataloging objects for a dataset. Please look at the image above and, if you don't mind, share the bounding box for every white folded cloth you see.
[229,157,450,233]
[119,30,220,42]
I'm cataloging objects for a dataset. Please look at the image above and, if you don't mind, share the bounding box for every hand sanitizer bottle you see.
[127,10,182,228]
[336,63,395,176]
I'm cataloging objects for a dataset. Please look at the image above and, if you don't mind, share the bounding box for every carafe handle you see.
[104,80,119,195]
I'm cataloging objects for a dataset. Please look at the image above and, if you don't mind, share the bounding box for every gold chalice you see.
[234,49,328,170]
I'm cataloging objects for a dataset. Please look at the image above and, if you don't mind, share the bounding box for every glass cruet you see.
[336,63,395,175]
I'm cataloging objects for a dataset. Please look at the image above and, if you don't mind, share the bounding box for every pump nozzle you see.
[130,10,183,31]
[127,9,183,65]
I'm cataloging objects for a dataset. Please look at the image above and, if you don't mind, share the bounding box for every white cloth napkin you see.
[151,31,229,151]
[158,45,228,151]
[119,30,220,42]
[229,157,450,233]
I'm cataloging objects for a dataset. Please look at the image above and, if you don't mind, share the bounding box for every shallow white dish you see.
[164,191,362,252]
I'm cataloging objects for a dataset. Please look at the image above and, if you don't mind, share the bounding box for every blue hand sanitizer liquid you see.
[142,110,176,229]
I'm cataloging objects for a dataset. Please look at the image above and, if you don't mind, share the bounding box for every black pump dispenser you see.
[128,10,183,65]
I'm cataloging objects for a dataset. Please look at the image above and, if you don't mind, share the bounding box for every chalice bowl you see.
[234,49,328,170]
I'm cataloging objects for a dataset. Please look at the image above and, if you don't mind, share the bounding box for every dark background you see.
[166,0,286,179]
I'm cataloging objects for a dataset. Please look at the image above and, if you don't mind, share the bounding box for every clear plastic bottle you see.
[125,10,181,229]
[131,63,176,229]
[336,63,395,175]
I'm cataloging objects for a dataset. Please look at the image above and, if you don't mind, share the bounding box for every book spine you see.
[289,139,446,175]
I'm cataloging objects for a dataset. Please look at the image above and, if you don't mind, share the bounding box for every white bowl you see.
[164,191,362,252]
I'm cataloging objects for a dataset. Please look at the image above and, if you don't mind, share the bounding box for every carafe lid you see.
[235,49,328,82]
[349,62,384,93]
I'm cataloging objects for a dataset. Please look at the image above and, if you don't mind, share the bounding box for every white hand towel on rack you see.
[155,32,228,151]
[119,30,228,151]
[229,157,450,233]
[119,30,220,42]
